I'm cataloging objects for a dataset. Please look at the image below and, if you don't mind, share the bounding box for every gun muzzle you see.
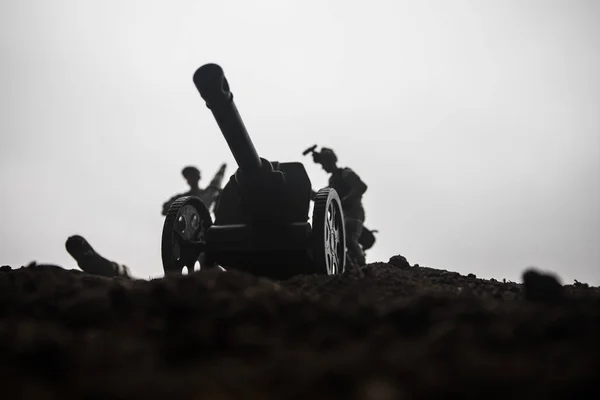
[193,63,263,178]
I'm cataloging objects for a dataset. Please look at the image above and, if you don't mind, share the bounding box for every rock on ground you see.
[0,258,599,399]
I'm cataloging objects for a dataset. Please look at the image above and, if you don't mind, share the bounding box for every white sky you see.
[1,0,598,284]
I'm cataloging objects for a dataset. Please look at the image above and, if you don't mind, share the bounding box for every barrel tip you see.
[193,63,231,102]
[193,63,223,86]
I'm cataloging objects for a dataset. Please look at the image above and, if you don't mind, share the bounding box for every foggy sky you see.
[1,0,599,284]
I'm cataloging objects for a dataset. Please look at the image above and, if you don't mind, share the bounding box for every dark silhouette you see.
[161,163,227,216]
[522,268,565,303]
[2,260,599,398]
[161,63,347,279]
[65,235,131,278]
[304,145,369,266]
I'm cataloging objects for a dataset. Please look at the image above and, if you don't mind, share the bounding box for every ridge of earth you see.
[0,256,598,399]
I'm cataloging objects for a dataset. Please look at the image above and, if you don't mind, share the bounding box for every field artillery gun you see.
[161,63,346,280]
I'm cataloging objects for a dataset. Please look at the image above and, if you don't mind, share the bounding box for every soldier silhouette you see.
[65,235,131,278]
[161,164,226,216]
[308,147,368,267]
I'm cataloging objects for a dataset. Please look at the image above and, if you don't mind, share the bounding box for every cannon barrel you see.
[193,63,263,177]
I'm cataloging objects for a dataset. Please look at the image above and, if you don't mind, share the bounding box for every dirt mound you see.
[0,257,599,399]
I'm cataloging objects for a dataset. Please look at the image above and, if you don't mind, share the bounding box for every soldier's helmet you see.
[182,166,201,180]
[319,147,338,164]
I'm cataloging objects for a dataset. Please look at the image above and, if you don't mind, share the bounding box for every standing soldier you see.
[306,146,368,267]
[161,163,227,216]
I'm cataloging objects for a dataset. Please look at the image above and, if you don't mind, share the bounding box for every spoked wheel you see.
[312,188,346,275]
[161,196,215,276]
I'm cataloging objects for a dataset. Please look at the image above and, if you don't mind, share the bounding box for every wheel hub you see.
[161,196,214,275]
[325,202,342,274]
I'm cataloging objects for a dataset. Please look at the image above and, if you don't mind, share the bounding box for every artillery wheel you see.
[312,188,346,275]
[161,196,215,276]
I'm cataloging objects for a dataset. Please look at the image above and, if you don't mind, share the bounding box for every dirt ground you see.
[0,256,599,399]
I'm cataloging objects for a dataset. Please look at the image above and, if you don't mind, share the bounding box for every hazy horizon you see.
[1,0,598,285]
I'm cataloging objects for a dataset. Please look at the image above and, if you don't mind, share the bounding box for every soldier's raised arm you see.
[201,163,227,211]
[206,163,227,190]
[199,188,221,212]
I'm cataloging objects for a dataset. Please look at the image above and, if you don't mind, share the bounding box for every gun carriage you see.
[161,63,346,279]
